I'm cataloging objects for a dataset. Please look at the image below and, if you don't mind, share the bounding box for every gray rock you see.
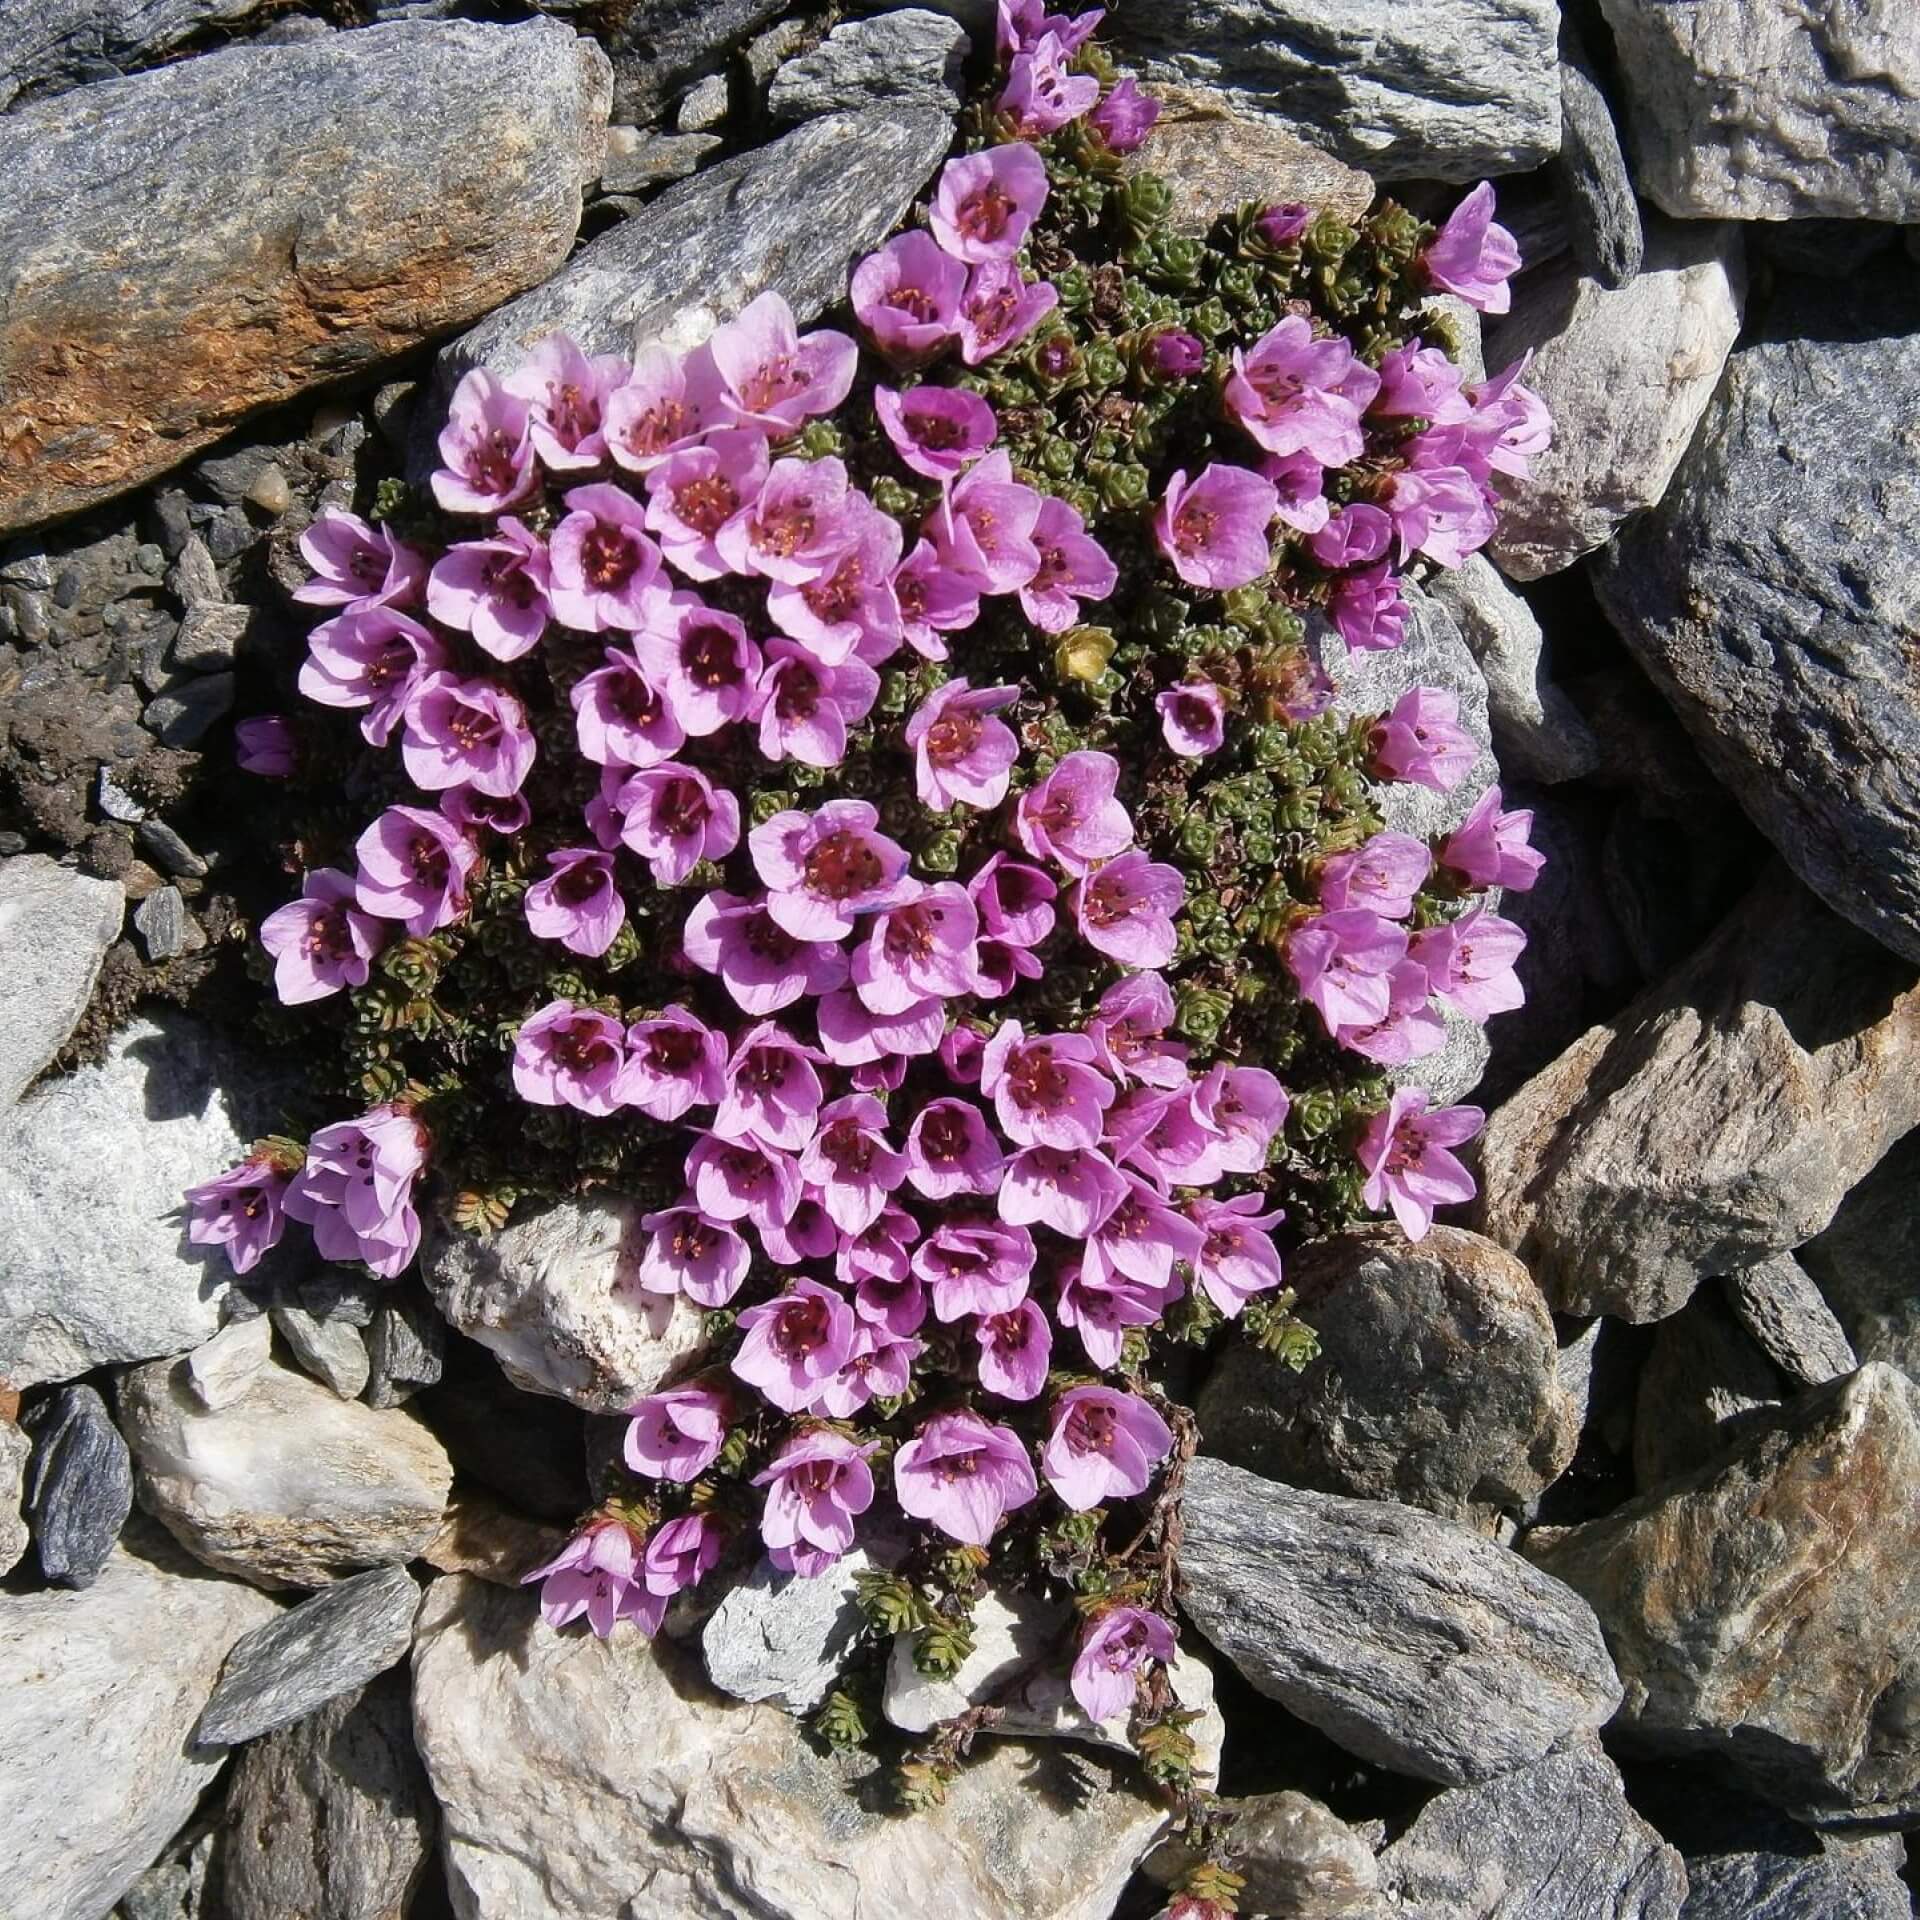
[142,673,234,747]
[1198,1226,1577,1532]
[1428,554,1601,785]
[170,602,248,672]
[1591,267,1920,967]
[1632,1287,1783,1490]
[0,1417,27,1576]
[23,1381,133,1587]
[1144,1790,1382,1917]
[0,1013,294,1387]
[120,1352,453,1590]
[675,69,729,130]
[605,0,785,124]
[132,884,188,960]
[0,852,122,1107]
[702,1548,879,1713]
[422,105,954,460]
[1113,0,1561,182]
[1478,869,1920,1322]
[1178,1455,1622,1785]
[1486,219,1745,580]
[134,818,207,878]
[363,1287,445,1408]
[769,10,966,121]
[301,1265,385,1329]
[1530,1363,1920,1826]
[167,533,221,610]
[0,0,272,108]
[422,1198,709,1415]
[196,1564,419,1746]
[1553,24,1644,289]
[1680,1821,1910,1919]
[1801,1127,1920,1381]
[1597,0,1920,220]
[220,1670,435,1920]
[0,1527,277,1920]
[1723,1253,1856,1388]
[96,767,146,823]
[271,1303,371,1400]
[598,128,720,194]
[1376,1736,1687,1918]
[0,19,611,532]
[415,1572,1211,1920]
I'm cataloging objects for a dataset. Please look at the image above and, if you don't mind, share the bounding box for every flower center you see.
[582,524,637,591]
[772,1296,830,1356]
[1066,1403,1117,1453]
[676,472,739,535]
[925,708,982,766]
[681,621,742,689]
[653,776,710,838]
[957,183,1014,245]
[739,356,806,414]
[803,829,884,900]
[885,286,941,324]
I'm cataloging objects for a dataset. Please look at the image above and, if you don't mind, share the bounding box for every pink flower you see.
[1016,750,1132,874]
[504,332,629,470]
[683,889,850,1012]
[753,1429,876,1575]
[851,884,983,1015]
[521,1519,661,1637]
[1372,342,1472,427]
[282,1106,427,1280]
[714,456,858,585]
[605,341,723,474]
[1334,959,1446,1067]
[1107,1083,1227,1191]
[1466,354,1553,480]
[930,449,1042,595]
[570,648,685,768]
[1329,563,1409,654]
[1421,181,1521,314]
[1188,1192,1286,1316]
[999,30,1100,134]
[643,1512,725,1597]
[295,510,425,611]
[707,289,858,431]
[511,1000,627,1115]
[1409,905,1527,1022]
[929,144,1049,264]
[893,1410,1038,1546]
[353,804,477,935]
[1087,1173,1204,1292]
[958,258,1059,365]
[1019,495,1117,633]
[617,1008,726,1121]
[1371,688,1479,792]
[1000,1144,1125,1237]
[816,987,944,1065]
[974,1299,1052,1401]
[1225,316,1378,466]
[998,0,1103,58]
[400,672,536,797]
[643,429,771,581]
[798,1093,908,1235]
[1318,831,1431,919]
[1357,1088,1484,1240]
[1076,850,1183,967]
[750,641,879,768]
[873,385,997,485]
[1070,1606,1176,1722]
[893,538,981,659]
[1264,450,1330,534]
[851,232,968,363]
[841,1203,920,1289]
[915,1218,1035,1321]
[549,484,665,633]
[634,599,761,736]
[765,1194,840,1268]
[1040,1385,1173,1510]
[260,867,384,1004]
[1309,503,1393,570]
[981,1022,1115,1149]
[1287,907,1410,1036]
[749,800,914,941]
[1193,1063,1289,1174]
[432,369,535,514]
[624,1386,728,1483]
[1155,681,1227,759]
[814,1324,920,1420]
[1439,785,1544,891]
[971,854,1059,948]
[905,677,1020,811]
[1255,202,1312,247]
[298,607,446,747]
[1384,459,1496,568]
[732,1278,856,1413]
[711,1020,825,1151]
[524,847,625,957]
[1153,463,1278,591]
[1088,76,1159,153]
[235,714,296,777]
[1086,974,1188,1089]
[184,1157,289,1276]
[616,761,741,886]
[426,518,552,661]
[904,1098,1006,1199]
[763,499,903,665]
[637,1204,750,1305]
[689,1133,803,1233]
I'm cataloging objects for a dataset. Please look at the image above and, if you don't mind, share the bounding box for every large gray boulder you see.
[0,853,122,1107]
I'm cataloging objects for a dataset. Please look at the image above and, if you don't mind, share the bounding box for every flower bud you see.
[1055,625,1116,682]
[1145,328,1204,381]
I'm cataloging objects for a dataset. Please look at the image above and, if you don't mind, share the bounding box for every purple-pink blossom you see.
[1309,503,1393,570]
[643,1512,725,1597]
[753,1429,876,1574]
[511,999,628,1115]
[1318,831,1431,919]
[683,889,850,1012]
[400,672,536,798]
[1020,494,1117,633]
[1015,749,1132,874]
[905,1098,1006,1199]
[548,484,665,633]
[616,761,741,886]
[618,1008,727,1121]
[524,847,625,958]
[1088,77,1159,154]
[851,232,967,364]
[1357,1088,1484,1241]
[930,449,1043,596]
[521,1519,660,1638]
[295,510,425,612]
[981,1022,1115,1149]
[750,641,879,768]
[1152,463,1278,591]
[798,1093,908,1234]
[634,600,762,736]
[957,258,1059,365]
[604,341,722,474]
[426,517,552,661]
[298,607,446,747]
[1070,1606,1176,1722]
[851,884,983,1014]
[1421,181,1522,315]
[504,332,629,470]
[637,1204,751,1306]
[816,1322,921,1419]
[1410,905,1528,1022]
[893,1409,1038,1545]
[281,1105,427,1280]
[1370,687,1480,792]
[260,867,384,1004]
[1077,850,1184,968]
[749,800,914,942]
[712,1020,825,1151]
[873,384,997,483]
[624,1386,728,1483]
[999,30,1100,135]
[689,1132,803,1234]
[1328,563,1409,654]
[1439,784,1544,891]
[974,1298,1053,1401]
[929,144,1049,264]
[353,804,477,935]
[714,456,858,586]
[1188,1192,1286,1316]
[1286,907,1409,1034]
[643,429,771,582]
[914,1217,1035,1321]
[1224,316,1378,466]
[1000,1144,1125,1237]
[764,499,903,666]
[732,1278,856,1413]
[1155,680,1227,759]
[893,538,981,659]
[1041,1384,1173,1510]
[1086,973,1188,1089]
[184,1157,289,1276]
[569,648,686,768]
[432,369,536,515]
[707,290,858,432]
[906,677,1021,811]
[235,714,297,777]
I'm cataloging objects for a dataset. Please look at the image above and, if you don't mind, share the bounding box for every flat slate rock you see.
[1552,24,1643,288]
[0,19,610,532]
[0,852,122,1107]
[1723,1253,1856,1388]
[767,9,966,121]
[23,1380,133,1588]
[0,0,272,109]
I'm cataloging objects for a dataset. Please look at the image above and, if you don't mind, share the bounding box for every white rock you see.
[0,1528,278,1920]
[120,1352,453,1590]
[422,1196,710,1414]
[1486,219,1746,581]
[185,1312,273,1410]
[702,1547,883,1713]
[0,852,123,1108]
[414,1574,1222,1920]
[0,1416,29,1575]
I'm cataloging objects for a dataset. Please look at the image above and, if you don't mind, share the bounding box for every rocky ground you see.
[1,0,1918,1916]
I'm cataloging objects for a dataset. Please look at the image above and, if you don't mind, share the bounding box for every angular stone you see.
[414,1572,1211,1920]
[134,818,207,879]
[0,1528,277,1920]
[1199,1226,1575,1531]
[1724,1253,1856,1388]
[270,1303,371,1400]
[221,1670,435,1920]
[1632,1287,1782,1491]
[185,1311,273,1410]
[120,1352,453,1590]
[604,0,785,124]
[1591,267,1920,967]
[1112,0,1562,182]
[196,1564,419,1746]
[23,1380,133,1587]
[1178,1455,1621,1784]
[1800,1127,1920,1381]
[1530,1363,1920,1825]
[422,1197,710,1414]
[1376,1737,1687,1918]
[0,852,122,1107]
[141,672,234,747]
[363,1287,445,1408]
[170,601,248,671]
[1145,1790,1382,1918]
[0,1014,294,1387]
[1121,83,1378,233]
[702,1548,879,1713]
[1485,219,1745,580]
[1553,25,1643,289]
[675,71,729,131]
[1478,870,1920,1323]
[0,20,611,532]
[0,1415,26,1576]
[1597,0,1920,221]
[598,129,720,194]
[1680,1816,1909,1919]
[768,9,967,122]
[0,0,274,109]
[132,883,190,960]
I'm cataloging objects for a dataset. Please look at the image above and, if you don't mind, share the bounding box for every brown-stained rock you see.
[1477,868,1920,1322]
[0,19,612,533]
[422,1484,567,1590]
[1631,1285,1782,1490]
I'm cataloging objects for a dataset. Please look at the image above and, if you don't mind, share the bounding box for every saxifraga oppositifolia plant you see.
[190,0,1549,1881]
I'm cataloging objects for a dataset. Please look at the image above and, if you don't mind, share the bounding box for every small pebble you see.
[134,543,166,577]
[97,768,147,823]
[133,885,188,961]
[246,465,292,515]
[135,817,208,878]
[677,71,730,132]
